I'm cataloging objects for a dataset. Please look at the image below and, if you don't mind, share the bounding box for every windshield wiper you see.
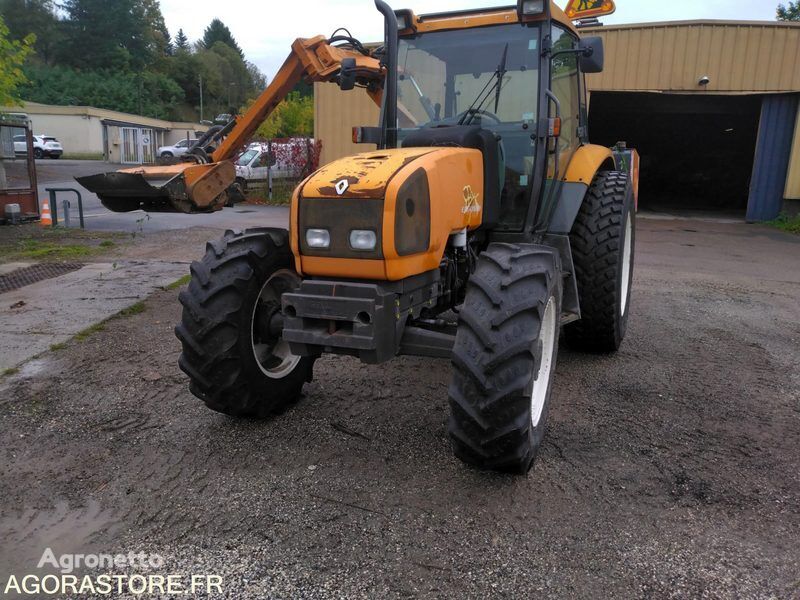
[458,43,509,126]
[406,74,437,121]
[494,43,509,114]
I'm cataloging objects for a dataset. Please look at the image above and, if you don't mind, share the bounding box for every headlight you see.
[305,228,331,249]
[518,0,544,15]
[349,230,377,251]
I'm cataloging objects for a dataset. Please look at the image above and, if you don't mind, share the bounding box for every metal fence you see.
[236,137,322,202]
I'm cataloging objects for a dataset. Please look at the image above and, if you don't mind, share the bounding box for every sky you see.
[160,0,779,79]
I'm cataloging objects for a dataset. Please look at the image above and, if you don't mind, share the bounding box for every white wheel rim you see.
[620,212,633,317]
[531,296,557,428]
[251,271,302,379]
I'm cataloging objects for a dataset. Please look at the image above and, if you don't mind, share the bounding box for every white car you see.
[157,139,193,158]
[13,134,63,159]
[234,140,313,185]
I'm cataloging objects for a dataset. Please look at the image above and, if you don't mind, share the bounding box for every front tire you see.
[34,148,43,159]
[566,171,635,352]
[448,244,562,474]
[175,228,315,418]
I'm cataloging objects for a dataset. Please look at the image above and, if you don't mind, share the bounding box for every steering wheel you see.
[456,108,503,126]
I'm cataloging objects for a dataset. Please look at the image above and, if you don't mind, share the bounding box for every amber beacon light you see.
[564,0,616,20]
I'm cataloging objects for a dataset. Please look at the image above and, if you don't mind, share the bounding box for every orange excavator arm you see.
[78,37,385,214]
[213,36,383,163]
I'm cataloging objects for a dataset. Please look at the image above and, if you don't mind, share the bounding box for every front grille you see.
[298,197,384,259]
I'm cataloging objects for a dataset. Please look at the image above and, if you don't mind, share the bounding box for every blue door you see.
[747,94,799,222]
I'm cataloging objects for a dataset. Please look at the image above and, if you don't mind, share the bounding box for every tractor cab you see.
[386,2,604,235]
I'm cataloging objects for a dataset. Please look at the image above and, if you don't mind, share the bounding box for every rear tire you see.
[448,244,562,474]
[175,228,315,418]
[566,171,635,353]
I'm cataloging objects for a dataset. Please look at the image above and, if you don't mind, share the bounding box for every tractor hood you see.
[302,148,438,198]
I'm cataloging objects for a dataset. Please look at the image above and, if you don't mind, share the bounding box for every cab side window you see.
[550,25,581,156]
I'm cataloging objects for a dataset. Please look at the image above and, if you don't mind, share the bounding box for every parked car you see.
[13,134,63,159]
[157,138,193,158]
[234,140,313,187]
[12,134,27,155]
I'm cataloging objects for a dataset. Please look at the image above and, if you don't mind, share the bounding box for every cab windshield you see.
[397,23,542,230]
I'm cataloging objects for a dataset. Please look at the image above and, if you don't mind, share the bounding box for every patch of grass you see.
[61,152,104,161]
[14,239,95,260]
[0,224,124,265]
[766,213,800,234]
[2,367,19,377]
[74,322,106,342]
[50,342,67,351]
[164,274,191,290]
[117,302,146,317]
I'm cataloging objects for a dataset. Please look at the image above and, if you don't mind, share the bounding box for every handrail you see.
[45,187,84,229]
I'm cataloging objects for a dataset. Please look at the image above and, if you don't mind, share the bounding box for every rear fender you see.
[548,144,617,234]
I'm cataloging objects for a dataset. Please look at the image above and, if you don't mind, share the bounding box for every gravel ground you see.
[0,218,798,599]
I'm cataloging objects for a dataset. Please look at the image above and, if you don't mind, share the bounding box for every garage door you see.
[589,92,761,217]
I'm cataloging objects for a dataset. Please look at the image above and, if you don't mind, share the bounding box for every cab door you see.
[538,24,582,228]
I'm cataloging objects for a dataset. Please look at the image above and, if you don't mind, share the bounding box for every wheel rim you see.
[531,296,557,428]
[251,270,301,379]
[620,212,633,317]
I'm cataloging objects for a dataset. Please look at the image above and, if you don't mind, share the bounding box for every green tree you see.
[141,0,172,60]
[0,15,34,105]
[0,0,61,64]
[777,2,800,20]
[174,28,189,51]
[62,0,151,71]
[201,18,243,58]
[250,92,313,138]
[21,64,184,119]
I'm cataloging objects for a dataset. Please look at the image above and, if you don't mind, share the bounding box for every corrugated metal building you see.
[314,18,800,220]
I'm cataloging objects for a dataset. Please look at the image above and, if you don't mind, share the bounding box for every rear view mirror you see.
[578,37,604,73]
[338,58,357,91]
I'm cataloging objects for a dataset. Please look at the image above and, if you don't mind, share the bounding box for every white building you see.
[1,102,206,164]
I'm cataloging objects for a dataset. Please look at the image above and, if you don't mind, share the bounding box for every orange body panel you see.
[303,148,439,198]
[290,148,484,281]
[630,149,640,208]
[564,144,615,184]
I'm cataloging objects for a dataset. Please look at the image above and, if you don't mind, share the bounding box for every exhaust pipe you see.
[374,0,399,150]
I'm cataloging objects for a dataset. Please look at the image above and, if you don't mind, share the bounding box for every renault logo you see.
[335,179,350,195]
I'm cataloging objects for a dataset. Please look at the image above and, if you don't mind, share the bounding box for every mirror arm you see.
[549,47,592,60]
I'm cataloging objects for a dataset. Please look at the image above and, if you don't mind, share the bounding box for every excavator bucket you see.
[76,161,236,214]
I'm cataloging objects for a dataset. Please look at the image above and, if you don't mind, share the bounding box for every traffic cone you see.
[40,200,52,226]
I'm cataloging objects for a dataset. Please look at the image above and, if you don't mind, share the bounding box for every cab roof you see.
[400,1,579,36]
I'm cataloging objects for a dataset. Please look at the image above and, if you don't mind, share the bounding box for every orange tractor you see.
[79,0,637,473]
